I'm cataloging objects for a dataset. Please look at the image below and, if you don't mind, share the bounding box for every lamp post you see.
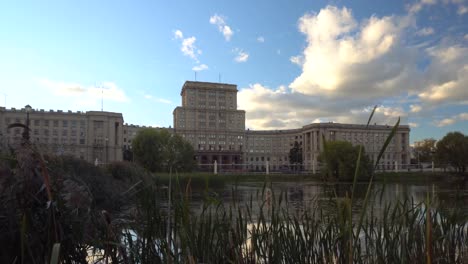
[105,137,109,164]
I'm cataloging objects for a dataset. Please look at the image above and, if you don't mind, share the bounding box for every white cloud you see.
[435,118,456,127]
[458,112,468,120]
[408,122,420,127]
[416,27,435,36]
[234,49,249,62]
[174,29,183,39]
[433,112,468,127]
[408,0,437,14]
[290,55,303,66]
[236,5,466,130]
[192,64,209,71]
[289,6,413,99]
[209,14,233,41]
[144,94,172,104]
[238,83,405,130]
[410,104,422,113]
[465,34,468,40]
[173,29,202,61]
[39,79,128,103]
[257,36,265,43]
[181,37,199,60]
[458,5,468,15]
[418,46,468,104]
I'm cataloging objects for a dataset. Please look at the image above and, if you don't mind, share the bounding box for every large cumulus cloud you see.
[238,5,468,130]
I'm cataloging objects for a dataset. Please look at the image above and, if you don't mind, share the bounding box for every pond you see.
[187,175,468,219]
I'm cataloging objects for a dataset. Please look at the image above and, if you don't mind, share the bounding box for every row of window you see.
[247,156,289,162]
[4,118,86,128]
[7,136,85,145]
[6,128,85,138]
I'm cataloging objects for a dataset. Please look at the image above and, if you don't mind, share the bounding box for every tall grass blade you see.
[49,243,60,264]
[351,105,377,201]
[426,190,432,264]
[355,117,400,245]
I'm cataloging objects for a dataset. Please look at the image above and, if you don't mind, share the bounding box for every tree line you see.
[413,131,468,173]
[127,128,467,175]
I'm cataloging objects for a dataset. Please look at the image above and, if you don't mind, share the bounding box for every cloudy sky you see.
[0,0,467,143]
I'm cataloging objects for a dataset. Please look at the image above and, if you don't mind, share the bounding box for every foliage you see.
[288,141,303,169]
[122,148,133,161]
[413,138,436,163]
[436,131,468,173]
[0,141,155,263]
[1,124,468,263]
[318,140,372,181]
[132,128,196,172]
[107,182,468,263]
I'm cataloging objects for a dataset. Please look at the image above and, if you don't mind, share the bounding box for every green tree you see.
[413,138,436,163]
[435,132,468,173]
[289,141,303,171]
[132,128,195,172]
[318,140,372,181]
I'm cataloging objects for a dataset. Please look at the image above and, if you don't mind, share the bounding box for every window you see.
[62,120,68,127]
[34,120,40,126]
[53,120,59,127]
[44,120,49,126]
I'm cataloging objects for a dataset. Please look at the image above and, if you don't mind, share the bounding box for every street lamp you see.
[430,147,436,172]
[105,137,109,164]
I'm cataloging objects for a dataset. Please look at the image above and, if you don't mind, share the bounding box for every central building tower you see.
[173,81,246,168]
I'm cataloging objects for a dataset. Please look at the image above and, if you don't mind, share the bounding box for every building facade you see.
[1,81,411,171]
[173,81,411,171]
[173,81,246,167]
[0,106,123,164]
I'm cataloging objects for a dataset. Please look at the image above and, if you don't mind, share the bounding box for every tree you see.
[122,148,133,162]
[289,141,303,171]
[318,141,372,181]
[132,128,195,172]
[413,138,436,163]
[435,132,468,173]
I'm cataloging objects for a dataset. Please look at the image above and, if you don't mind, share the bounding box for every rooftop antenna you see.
[101,84,104,112]
[219,73,221,83]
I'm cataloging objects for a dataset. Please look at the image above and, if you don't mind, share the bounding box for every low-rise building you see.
[0,106,124,164]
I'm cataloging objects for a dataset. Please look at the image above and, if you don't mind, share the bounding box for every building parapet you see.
[180,81,238,95]
[302,122,410,131]
[0,107,91,115]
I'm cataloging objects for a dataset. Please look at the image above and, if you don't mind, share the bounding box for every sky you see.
[0,0,467,144]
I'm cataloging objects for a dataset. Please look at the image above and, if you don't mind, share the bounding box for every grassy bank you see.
[374,171,465,183]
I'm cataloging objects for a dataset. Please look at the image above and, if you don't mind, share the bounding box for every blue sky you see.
[0,0,467,144]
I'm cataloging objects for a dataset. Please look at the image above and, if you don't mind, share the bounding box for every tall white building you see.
[173,81,246,166]
[173,81,411,170]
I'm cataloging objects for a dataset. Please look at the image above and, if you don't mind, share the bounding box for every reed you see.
[1,107,467,263]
